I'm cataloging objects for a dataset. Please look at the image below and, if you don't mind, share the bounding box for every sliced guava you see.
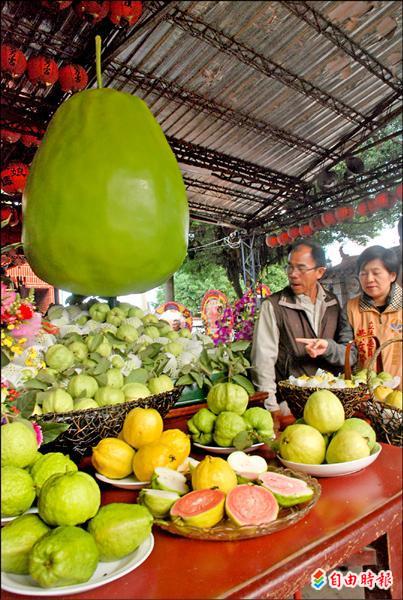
[170,489,225,528]
[225,484,278,526]
[138,489,180,518]
[227,451,268,480]
[258,471,314,506]
[151,467,189,495]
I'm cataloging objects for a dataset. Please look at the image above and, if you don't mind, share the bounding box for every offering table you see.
[2,441,401,600]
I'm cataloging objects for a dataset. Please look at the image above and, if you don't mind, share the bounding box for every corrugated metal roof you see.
[1,0,402,232]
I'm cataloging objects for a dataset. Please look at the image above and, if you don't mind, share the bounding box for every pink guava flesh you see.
[225,484,278,526]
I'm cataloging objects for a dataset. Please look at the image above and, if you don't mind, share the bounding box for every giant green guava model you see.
[23,37,189,296]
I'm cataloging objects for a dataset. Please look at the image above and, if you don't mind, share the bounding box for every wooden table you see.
[2,443,401,600]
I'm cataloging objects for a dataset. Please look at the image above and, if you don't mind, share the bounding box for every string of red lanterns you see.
[265,187,402,248]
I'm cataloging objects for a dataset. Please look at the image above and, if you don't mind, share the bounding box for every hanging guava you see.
[23,36,189,296]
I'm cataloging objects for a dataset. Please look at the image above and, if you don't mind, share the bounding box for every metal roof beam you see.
[168,136,306,195]
[106,61,335,159]
[184,177,267,206]
[249,157,402,231]
[156,5,369,127]
[281,1,402,95]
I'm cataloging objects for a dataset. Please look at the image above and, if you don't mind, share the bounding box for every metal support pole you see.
[240,234,260,288]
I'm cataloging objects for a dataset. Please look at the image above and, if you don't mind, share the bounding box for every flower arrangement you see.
[1,282,43,362]
[213,284,271,345]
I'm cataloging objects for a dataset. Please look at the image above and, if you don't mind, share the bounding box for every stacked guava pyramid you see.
[279,390,378,465]
[1,419,152,588]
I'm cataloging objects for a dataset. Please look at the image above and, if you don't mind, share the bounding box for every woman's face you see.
[358,258,396,302]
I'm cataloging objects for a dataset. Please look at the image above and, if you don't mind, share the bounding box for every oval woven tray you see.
[35,387,182,458]
[154,468,321,541]
[277,381,369,420]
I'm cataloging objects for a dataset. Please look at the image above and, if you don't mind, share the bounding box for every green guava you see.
[279,424,326,464]
[337,418,377,451]
[106,307,125,327]
[148,375,174,394]
[41,388,74,414]
[207,382,249,415]
[303,390,345,434]
[122,382,151,401]
[1,466,36,517]
[30,452,78,494]
[96,368,124,389]
[74,398,99,410]
[87,503,152,561]
[67,374,99,398]
[67,341,88,362]
[116,323,139,343]
[95,386,125,406]
[38,472,100,526]
[144,326,160,339]
[164,342,183,356]
[1,514,50,574]
[326,430,371,464]
[29,526,99,588]
[45,344,75,372]
[1,420,38,468]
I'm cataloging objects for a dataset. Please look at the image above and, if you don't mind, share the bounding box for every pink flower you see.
[1,282,16,310]
[11,311,42,341]
[32,422,43,447]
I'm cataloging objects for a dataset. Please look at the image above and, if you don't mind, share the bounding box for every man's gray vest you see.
[266,286,341,381]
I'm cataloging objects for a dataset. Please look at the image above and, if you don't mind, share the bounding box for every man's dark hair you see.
[290,238,327,268]
[357,245,399,275]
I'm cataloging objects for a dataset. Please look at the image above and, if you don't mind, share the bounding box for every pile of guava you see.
[187,383,274,448]
[7,299,206,417]
[1,439,152,588]
[279,389,378,465]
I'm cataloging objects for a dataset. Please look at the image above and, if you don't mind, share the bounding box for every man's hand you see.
[296,337,329,358]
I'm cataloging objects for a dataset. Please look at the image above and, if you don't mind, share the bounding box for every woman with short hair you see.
[297,245,402,381]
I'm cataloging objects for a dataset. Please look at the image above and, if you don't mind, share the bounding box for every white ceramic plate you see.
[193,442,265,455]
[95,473,150,490]
[1,506,38,527]
[1,533,154,596]
[278,443,382,478]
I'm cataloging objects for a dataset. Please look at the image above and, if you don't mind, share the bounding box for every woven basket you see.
[277,340,370,419]
[35,387,183,459]
[154,468,321,541]
[362,338,402,447]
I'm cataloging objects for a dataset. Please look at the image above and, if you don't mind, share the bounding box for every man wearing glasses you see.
[251,239,354,427]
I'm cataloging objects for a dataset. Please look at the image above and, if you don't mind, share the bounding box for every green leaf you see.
[16,391,37,418]
[125,368,149,385]
[1,350,10,367]
[91,357,110,375]
[40,422,70,445]
[87,334,103,352]
[22,379,49,391]
[230,341,250,353]
[191,372,204,389]
[231,374,255,395]
[175,374,194,385]
[232,430,257,450]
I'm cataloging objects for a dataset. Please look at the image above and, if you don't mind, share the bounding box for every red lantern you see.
[287,225,300,240]
[278,231,292,246]
[299,223,314,237]
[0,123,21,144]
[58,64,88,92]
[109,1,142,26]
[1,45,27,78]
[27,55,59,86]
[74,1,110,23]
[1,163,29,195]
[265,234,279,248]
[321,211,337,227]
[21,125,42,148]
[334,205,354,222]
[309,215,323,232]
[372,191,391,211]
[41,1,73,9]
[356,199,370,217]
